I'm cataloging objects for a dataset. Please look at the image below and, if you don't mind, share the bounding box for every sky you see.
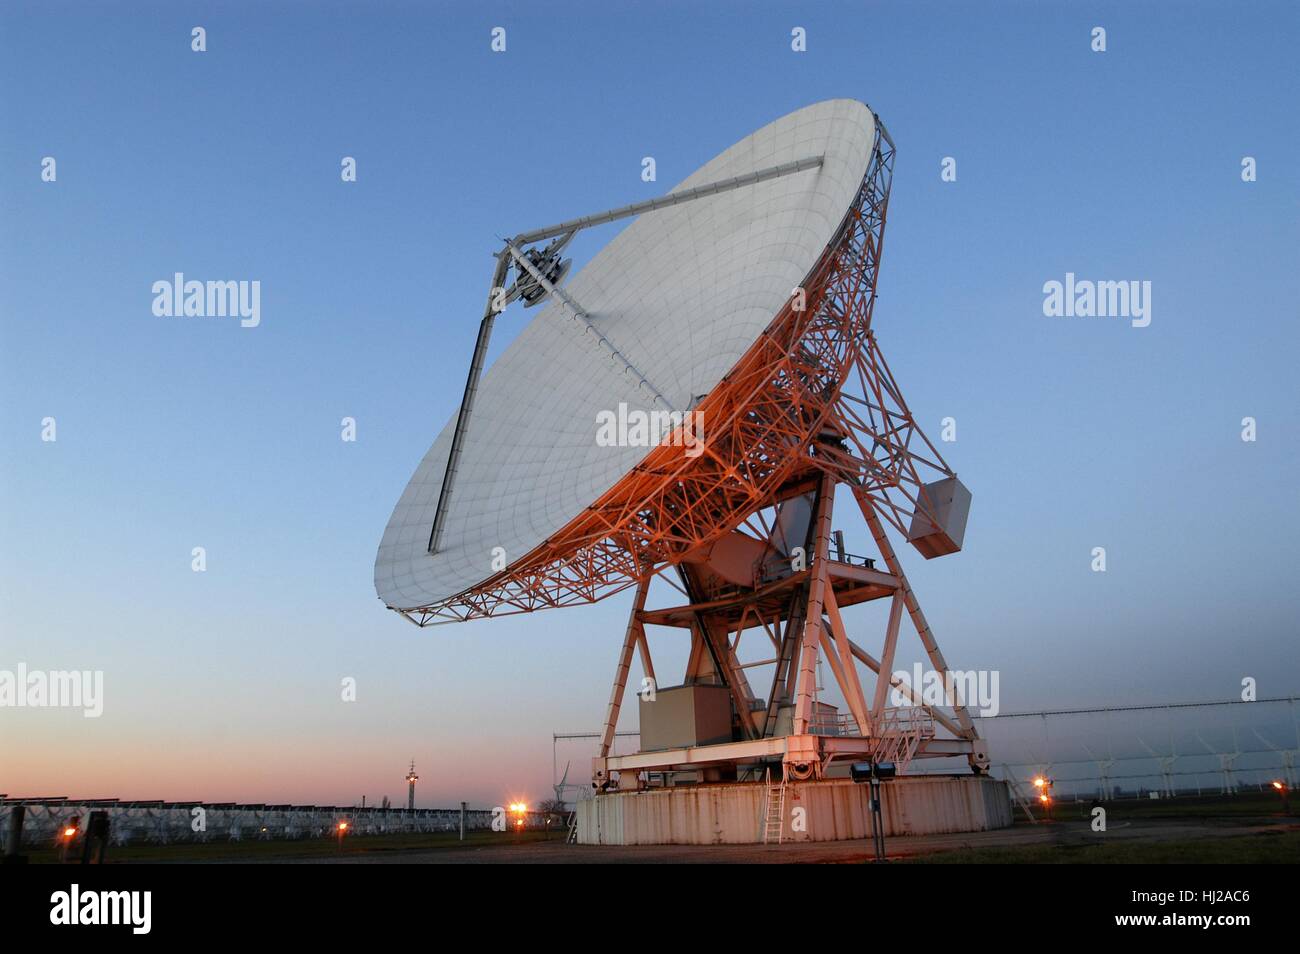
[2,1,1298,809]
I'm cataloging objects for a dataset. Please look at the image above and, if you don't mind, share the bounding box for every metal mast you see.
[405,760,418,811]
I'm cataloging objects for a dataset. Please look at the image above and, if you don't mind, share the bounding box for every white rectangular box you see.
[639,685,733,751]
[906,476,972,559]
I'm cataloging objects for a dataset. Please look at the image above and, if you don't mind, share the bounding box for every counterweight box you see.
[906,476,972,559]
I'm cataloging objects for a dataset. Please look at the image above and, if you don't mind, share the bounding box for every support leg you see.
[853,485,980,745]
[599,574,651,758]
[635,629,655,685]
[792,473,836,736]
[871,591,905,720]
[824,588,872,736]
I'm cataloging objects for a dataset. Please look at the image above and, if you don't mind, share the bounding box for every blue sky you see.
[2,0,1297,806]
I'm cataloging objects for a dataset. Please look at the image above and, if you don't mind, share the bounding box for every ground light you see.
[336,820,349,850]
[1033,776,1055,820]
[59,817,80,863]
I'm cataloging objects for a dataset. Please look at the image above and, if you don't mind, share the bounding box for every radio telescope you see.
[377,100,1007,844]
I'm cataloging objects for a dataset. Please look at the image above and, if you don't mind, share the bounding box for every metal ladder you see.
[760,768,786,844]
[565,811,578,844]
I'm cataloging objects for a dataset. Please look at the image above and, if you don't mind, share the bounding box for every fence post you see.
[80,810,110,864]
[3,807,26,864]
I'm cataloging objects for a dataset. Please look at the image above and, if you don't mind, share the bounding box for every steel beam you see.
[601,736,793,773]
[871,591,905,719]
[791,472,836,736]
[512,155,825,246]
[427,253,511,553]
[846,638,967,740]
[599,574,651,758]
[823,587,872,736]
[503,238,675,412]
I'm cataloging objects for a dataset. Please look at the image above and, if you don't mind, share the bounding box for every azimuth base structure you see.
[586,123,989,791]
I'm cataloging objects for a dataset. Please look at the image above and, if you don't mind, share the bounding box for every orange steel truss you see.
[398,120,956,631]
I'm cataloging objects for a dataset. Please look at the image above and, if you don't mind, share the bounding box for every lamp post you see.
[852,762,895,862]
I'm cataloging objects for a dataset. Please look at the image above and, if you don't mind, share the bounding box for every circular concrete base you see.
[576,774,1012,845]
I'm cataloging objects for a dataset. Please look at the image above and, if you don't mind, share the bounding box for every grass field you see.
[1023,792,1291,822]
[904,829,1300,864]
[24,829,559,864]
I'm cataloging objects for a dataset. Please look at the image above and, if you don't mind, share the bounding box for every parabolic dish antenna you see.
[377,97,988,787]
[376,99,966,631]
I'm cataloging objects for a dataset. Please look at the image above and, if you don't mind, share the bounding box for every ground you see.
[22,795,1300,864]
